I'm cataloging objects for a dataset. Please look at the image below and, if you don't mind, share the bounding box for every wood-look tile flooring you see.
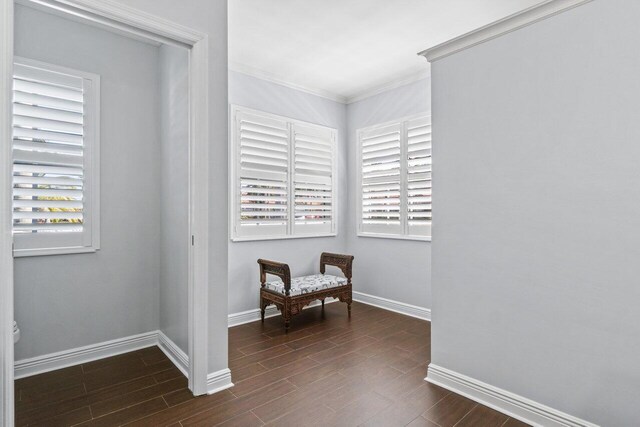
[15,302,531,427]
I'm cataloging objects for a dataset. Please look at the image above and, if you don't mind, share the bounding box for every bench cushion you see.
[265,274,348,296]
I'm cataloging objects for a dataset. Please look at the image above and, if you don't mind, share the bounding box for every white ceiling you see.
[229,0,544,102]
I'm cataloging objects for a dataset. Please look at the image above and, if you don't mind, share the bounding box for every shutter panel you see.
[236,110,289,238]
[12,63,85,235]
[360,123,402,235]
[293,123,334,235]
[406,116,432,237]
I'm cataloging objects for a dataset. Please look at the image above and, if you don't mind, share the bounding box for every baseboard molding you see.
[14,330,237,398]
[228,292,430,327]
[426,364,598,427]
[157,331,189,378]
[14,331,157,379]
[228,298,338,327]
[207,368,234,395]
[353,291,431,321]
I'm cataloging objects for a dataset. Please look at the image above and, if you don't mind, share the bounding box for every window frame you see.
[356,113,431,242]
[12,57,101,257]
[229,105,338,242]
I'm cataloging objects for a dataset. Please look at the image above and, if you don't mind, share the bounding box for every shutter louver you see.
[293,123,334,234]
[236,111,289,238]
[406,116,432,236]
[12,64,85,234]
[360,123,402,235]
[232,106,337,240]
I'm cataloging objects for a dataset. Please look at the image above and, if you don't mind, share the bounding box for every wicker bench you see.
[258,252,354,332]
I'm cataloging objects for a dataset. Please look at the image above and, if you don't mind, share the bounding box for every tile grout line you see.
[250,409,266,426]
[451,404,480,427]
[85,377,185,420]
[83,383,92,420]
[415,390,450,420]
[90,395,167,420]
[212,380,302,426]
[232,356,318,396]
[172,392,242,426]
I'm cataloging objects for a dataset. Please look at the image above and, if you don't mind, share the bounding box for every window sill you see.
[13,246,99,258]
[231,233,337,243]
[357,232,431,242]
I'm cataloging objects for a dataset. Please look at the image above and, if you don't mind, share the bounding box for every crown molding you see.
[418,0,593,62]
[345,69,430,104]
[230,64,432,105]
[229,62,348,103]
[17,0,206,47]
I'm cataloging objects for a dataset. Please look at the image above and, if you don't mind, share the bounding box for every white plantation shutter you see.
[406,116,432,236]
[358,115,431,239]
[235,110,289,238]
[12,59,100,256]
[293,123,335,235]
[359,123,402,235]
[231,106,337,240]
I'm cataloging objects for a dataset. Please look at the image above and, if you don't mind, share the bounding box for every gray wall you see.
[228,72,433,315]
[108,0,228,375]
[346,78,431,308]
[14,5,161,360]
[159,45,189,353]
[431,1,638,425]
[15,0,231,376]
[228,71,348,315]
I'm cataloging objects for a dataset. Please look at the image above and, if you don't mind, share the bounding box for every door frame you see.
[1,0,211,422]
[0,0,14,424]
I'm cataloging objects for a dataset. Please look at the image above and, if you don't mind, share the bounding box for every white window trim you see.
[12,57,100,257]
[356,112,431,242]
[229,105,338,242]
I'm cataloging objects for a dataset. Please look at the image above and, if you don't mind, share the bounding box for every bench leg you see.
[339,293,353,318]
[283,305,291,333]
[284,311,291,333]
[260,296,267,322]
[321,299,325,309]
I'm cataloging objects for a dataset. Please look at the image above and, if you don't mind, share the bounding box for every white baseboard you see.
[14,331,158,379]
[426,364,598,427]
[228,292,431,327]
[157,331,189,378]
[15,330,236,397]
[227,305,280,327]
[228,298,338,327]
[353,291,431,321]
[207,368,234,395]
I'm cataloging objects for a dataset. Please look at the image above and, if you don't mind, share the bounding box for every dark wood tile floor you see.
[15,302,531,427]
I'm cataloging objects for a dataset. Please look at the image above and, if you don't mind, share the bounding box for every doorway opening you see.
[1,1,210,424]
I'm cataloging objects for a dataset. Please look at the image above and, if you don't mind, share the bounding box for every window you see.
[357,115,431,241]
[12,58,100,256]
[230,105,337,241]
